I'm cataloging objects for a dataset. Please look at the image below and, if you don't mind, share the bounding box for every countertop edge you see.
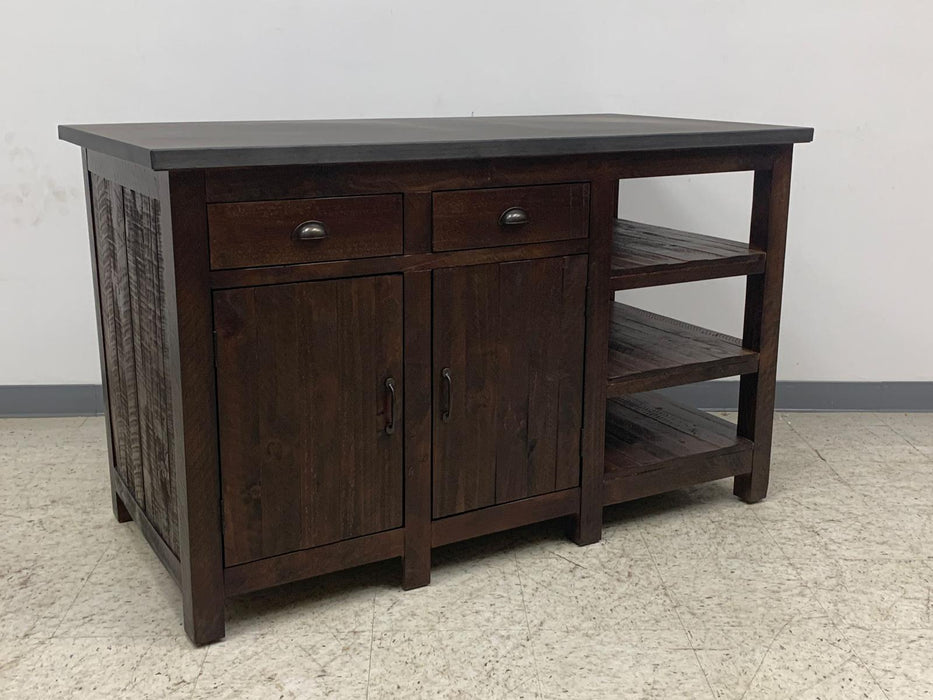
[59,125,815,171]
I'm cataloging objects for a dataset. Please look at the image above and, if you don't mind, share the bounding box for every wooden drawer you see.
[432,183,589,252]
[207,194,403,269]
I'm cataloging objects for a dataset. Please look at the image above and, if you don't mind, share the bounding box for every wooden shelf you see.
[603,392,753,505]
[607,303,758,396]
[610,219,765,290]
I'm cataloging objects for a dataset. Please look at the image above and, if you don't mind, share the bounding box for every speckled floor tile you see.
[1,637,205,699]
[792,558,933,629]
[373,552,527,632]
[845,628,933,699]
[516,549,682,632]
[369,629,539,699]
[687,618,886,699]
[54,531,185,639]
[3,413,933,697]
[0,637,47,699]
[191,632,370,699]
[531,629,712,699]
[653,555,824,629]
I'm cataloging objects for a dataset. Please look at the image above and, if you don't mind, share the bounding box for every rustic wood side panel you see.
[124,189,180,552]
[89,174,144,502]
[89,172,180,555]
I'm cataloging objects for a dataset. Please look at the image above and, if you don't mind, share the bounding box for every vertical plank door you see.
[214,275,404,566]
[432,256,587,519]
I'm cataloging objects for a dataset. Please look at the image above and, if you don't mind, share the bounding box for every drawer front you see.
[432,183,589,252]
[207,194,403,269]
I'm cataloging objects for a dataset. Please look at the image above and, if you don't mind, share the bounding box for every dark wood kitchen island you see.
[60,114,813,644]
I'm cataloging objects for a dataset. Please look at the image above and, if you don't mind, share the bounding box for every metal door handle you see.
[385,377,397,435]
[441,368,452,423]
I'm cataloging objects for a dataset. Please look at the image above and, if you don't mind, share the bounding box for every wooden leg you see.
[402,269,432,589]
[572,178,617,545]
[111,478,132,523]
[164,171,226,646]
[735,146,793,503]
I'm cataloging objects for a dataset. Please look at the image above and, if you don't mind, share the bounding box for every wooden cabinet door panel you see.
[214,275,403,566]
[432,256,587,518]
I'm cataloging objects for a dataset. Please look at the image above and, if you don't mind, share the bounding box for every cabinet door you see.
[432,256,587,518]
[214,275,403,566]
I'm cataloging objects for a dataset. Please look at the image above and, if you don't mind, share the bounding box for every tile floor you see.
[0,413,932,698]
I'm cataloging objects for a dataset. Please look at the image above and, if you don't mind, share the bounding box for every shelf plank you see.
[611,219,766,290]
[603,392,753,503]
[607,303,758,396]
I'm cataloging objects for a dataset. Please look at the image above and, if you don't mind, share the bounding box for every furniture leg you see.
[735,146,793,503]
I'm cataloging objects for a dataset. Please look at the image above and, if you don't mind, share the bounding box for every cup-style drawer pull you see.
[293,220,328,241]
[498,207,529,226]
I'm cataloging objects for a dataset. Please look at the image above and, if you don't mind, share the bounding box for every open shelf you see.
[603,392,753,505]
[607,303,758,396]
[610,219,765,290]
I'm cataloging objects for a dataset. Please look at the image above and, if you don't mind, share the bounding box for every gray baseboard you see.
[659,381,933,412]
[0,385,105,417]
[0,381,931,417]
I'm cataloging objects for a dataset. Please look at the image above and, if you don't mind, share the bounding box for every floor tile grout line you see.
[638,529,717,700]
[364,592,375,699]
[513,550,545,698]
[48,544,112,639]
[188,644,210,699]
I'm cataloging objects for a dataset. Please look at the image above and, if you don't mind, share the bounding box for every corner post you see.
[735,145,794,502]
[160,170,226,644]
[572,176,617,544]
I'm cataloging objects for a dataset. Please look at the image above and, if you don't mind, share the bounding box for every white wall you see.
[1,0,929,384]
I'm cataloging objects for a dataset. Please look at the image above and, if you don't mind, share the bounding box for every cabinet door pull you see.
[293,220,328,241]
[441,368,452,423]
[385,377,397,435]
[498,207,529,226]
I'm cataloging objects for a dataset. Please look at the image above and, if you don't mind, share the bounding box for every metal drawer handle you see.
[441,368,452,423]
[498,207,529,226]
[385,377,397,435]
[293,220,328,241]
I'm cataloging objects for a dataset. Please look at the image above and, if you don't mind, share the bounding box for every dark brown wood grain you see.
[224,529,404,597]
[207,194,403,269]
[71,130,804,645]
[432,256,586,518]
[603,392,753,480]
[161,170,226,645]
[81,151,129,525]
[611,219,766,290]
[607,303,759,396]
[401,271,432,589]
[214,275,404,565]
[110,465,181,585]
[124,189,179,553]
[603,451,752,505]
[90,173,145,502]
[432,183,588,251]
[573,177,617,545]
[734,146,793,503]
[431,488,580,547]
[208,239,589,289]
[201,147,775,204]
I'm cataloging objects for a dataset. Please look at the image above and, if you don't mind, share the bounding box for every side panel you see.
[89,171,179,555]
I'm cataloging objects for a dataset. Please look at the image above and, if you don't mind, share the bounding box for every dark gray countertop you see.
[59,114,813,170]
